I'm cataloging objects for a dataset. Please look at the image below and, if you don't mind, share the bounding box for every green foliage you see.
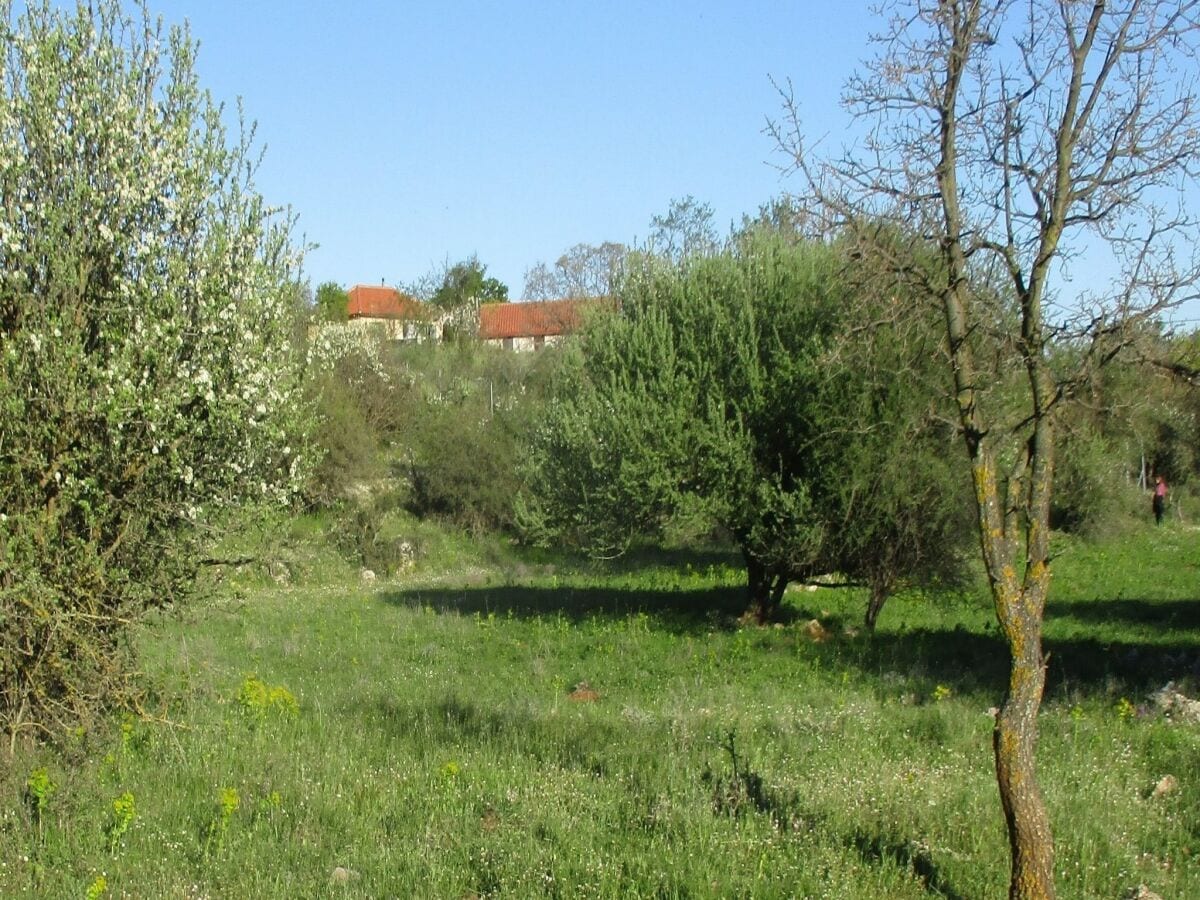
[400,344,555,535]
[204,787,240,857]
[1050,337,1200,534]
[235,676,298,720]
[431,255,508,310]
[0,0,308,738]
[84,874,107,900]
[1052,421,1140,535]
[303,339,556,540]
[302,342,398,507]
[0,524,1196,898]
[522,232,971,623]
[24,766,55,836]
[104,791,135,854]
[313,281,349,322]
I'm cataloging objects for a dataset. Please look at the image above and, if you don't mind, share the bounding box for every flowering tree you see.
[0,0,308,742]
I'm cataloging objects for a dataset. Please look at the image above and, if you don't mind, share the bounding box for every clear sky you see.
[143,0,863,299]
[65,0,1193,327]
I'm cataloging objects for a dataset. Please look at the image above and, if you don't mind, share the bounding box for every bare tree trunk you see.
[742,550,788,624]
[968,445,1056,898]
[863,578,888,632]
[994,595,1055,900]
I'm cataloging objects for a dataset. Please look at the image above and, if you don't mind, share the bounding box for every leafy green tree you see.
[0,0,308,738]
[522,233,969,624]
[314,281,349,322]
[431,256,508,310]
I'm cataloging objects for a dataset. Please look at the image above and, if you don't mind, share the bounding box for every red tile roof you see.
[478,298,605,340]
[347,284,427,320]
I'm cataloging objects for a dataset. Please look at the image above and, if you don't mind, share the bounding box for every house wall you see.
[311,317,436,346]
[346,317,433,342]
[482,334,565,352]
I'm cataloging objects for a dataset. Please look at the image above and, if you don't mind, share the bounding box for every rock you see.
[803,619,831,642]
[1148,682,1200,723]
[330,866,358,885]
[1122,885,1163,900]
[568,681,600,702]
[360,568,376,583]
[1151,774,1179,799]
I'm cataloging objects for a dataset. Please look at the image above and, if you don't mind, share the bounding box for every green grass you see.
[2,521,1197,897]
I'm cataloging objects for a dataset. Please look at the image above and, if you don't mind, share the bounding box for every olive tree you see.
[771,2,1200,895]
[521,232,969,625]
[0,0,308,742]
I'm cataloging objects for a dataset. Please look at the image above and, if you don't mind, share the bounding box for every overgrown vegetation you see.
[0,0,307,742]
[1,3,1199,898]
[0,521,1195,898]
[303,338,559,554]
[521,232,973,626]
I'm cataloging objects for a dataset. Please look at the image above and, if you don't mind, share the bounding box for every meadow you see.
[1,518,1197,899]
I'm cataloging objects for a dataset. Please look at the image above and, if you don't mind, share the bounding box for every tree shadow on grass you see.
[379,582,802,634]
[851,829,971,900]
[363,693,625,777]
[362,690,971,898]
[380,582,1199,698]
[829,625,1200,697]
[1045,597,1200,631]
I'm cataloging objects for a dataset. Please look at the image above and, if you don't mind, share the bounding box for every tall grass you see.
[1,521,1197,897]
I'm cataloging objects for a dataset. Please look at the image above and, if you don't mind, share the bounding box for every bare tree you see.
[771,2,1200,897]
[647,195,721,261]
[522,241,627,299]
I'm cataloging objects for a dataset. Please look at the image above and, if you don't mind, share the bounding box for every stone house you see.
[477,298,605,350]
[344,284,436,341]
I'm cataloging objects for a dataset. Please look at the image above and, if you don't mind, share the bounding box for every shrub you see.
[0,1,307,740]
[401,345,557,535]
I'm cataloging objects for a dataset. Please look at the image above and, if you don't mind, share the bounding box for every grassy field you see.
[2,518,1198,898]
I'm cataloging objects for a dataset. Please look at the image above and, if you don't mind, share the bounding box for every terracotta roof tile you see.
[347,284,428,320]
[478,298,606,340]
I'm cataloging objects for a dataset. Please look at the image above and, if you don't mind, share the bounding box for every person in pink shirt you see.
[1152,474,1168,525]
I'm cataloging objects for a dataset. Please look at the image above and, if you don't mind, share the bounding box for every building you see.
[477,298,606,351]
[344,284,435,342]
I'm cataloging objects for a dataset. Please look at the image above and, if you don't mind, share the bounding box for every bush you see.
[0,2,307,740]
[403,345,555,534]
[303,337,555,537]
[1052,425,1141,535]
[303,344,401,507]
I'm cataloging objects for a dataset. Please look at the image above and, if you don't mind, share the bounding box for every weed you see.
[24,767,54,838]
[84,874,107,899]
[104,792,135,855]
[235,676,299,719]
[204,788,241,857]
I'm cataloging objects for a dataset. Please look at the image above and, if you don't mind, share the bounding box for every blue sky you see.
[144,1,863,298]
[52,0,1190,327]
